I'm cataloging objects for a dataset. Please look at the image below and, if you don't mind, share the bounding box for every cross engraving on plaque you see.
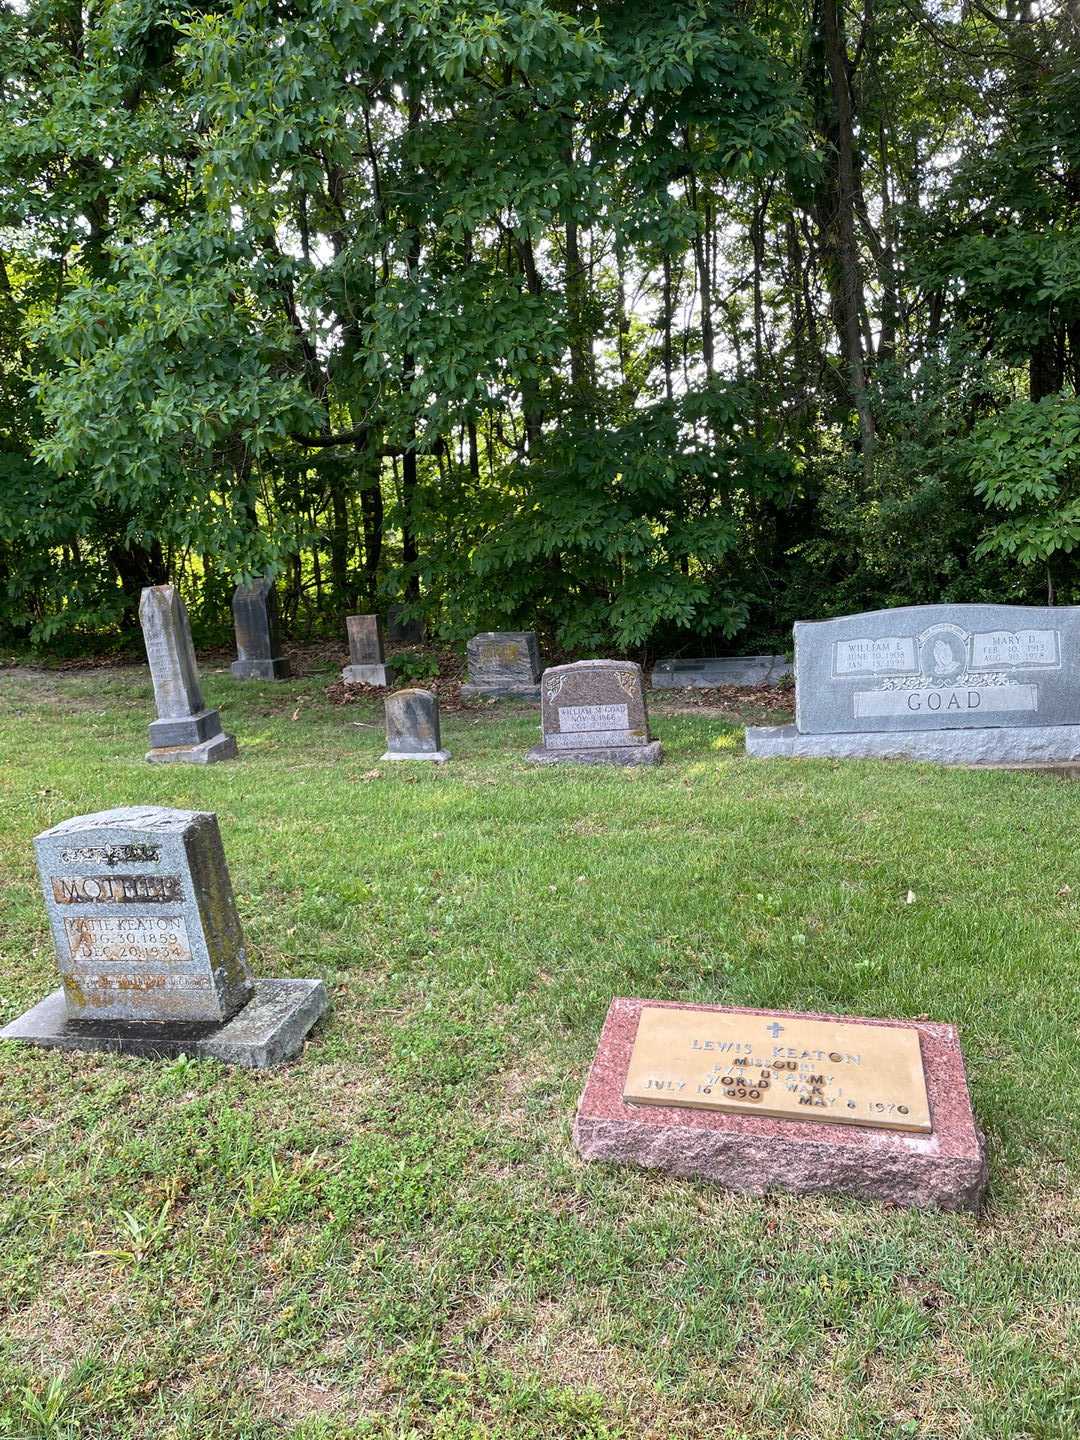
[624,1008,932,1133]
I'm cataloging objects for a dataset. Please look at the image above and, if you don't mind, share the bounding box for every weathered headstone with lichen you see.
[381,689,449,763]
[461,632,541,699]
[1,806,327,1067]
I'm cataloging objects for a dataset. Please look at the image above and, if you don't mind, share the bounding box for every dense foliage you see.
[1,0,1078,650]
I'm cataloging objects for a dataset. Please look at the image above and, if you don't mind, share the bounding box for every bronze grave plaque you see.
[623,1007,931,1132]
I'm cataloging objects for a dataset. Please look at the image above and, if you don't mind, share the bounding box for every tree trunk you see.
[328,469,352,609]
[816,0,876,459]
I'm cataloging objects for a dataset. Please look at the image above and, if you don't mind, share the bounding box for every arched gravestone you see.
[1,807,327,1067]
[746,603,1080,766]
[381,688,449,763]
[231,577,290,680]
[526,660,662,766]
[139,585,237,764]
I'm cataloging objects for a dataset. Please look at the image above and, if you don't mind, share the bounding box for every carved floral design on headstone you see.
[527,660,661,767]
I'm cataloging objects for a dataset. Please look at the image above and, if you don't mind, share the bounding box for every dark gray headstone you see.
[343,614,395,686]
[381,688,449,763]
[746,603,1080,765]
[652,655,792,688]
[231,577,290,680]
[461,631,542,699]
[387,603,425,645]
[139,586,237,764]
[1,806,327,1068]
[526,660,662,766]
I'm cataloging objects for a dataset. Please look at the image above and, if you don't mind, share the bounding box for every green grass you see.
[1,664,1077,1440]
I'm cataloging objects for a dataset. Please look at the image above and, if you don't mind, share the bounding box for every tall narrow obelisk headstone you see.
[381,689,449,763]
[139,585,237,764]
[1,806,328,1067]
[342,614,395,686]
[231,577,290,680]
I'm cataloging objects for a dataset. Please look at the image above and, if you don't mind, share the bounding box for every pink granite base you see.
[573,999,988,1212]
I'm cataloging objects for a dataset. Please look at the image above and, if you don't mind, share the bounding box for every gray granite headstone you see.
[1,806,327,1067]
[652,655,792,688]
[381,688,449,763]
[139,585,237,764]
[526,660,662,766]
[461,632,542,699]
[231,577,290,680]
[342,614,395,686]
[746,603,1080,765]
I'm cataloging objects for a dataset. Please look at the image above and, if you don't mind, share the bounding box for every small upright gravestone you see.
[139,585,237,764]
[381,689,449,763]
[1,806,328,1067]
[746,603,1080,765]
[461,632,542,699]
[342,614,395,687]
[527,660,662,766]
[231,577,290,680]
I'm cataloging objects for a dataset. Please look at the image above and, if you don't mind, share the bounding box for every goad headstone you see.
[342,614,395,687]
[461,632,542,699]
[1,807,328,1067]
[231,577,291,680]
[140,585,238,764]
[381,688,449,763]
[527,660,662,766]
[746,603,1080,766]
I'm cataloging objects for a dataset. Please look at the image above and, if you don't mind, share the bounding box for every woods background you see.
[1,0,1078,654]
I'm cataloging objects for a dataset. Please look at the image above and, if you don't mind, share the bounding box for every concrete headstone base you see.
[746,721,1080,766]
[380,748,450,763]
[526,740,662,767]
[230,657,291,680]
[2,977,328,1069]
[653,655,792,688]
[148,707,224,747]
[342,663,395,687]
[146,732,238,765]
[574,998,988,1213]
[460,683,541,701]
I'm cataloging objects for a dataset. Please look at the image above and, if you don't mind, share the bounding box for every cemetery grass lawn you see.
[1,664,1077,1440]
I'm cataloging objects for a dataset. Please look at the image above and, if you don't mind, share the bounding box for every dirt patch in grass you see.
[5,1264,129,1371]
[244,1364,359,1422]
